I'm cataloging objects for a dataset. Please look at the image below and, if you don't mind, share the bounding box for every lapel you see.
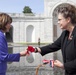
[62,31,68,62]
[71,26,76,38]
[62,31,68,50]
[0,30,8,47]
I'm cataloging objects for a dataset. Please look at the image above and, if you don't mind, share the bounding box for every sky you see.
[0,0,44,14]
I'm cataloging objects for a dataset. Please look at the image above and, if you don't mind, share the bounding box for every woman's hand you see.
[54,60,64,69]
[20,49,28,56]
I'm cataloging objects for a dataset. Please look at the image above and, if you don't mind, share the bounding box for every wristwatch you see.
[35,47,38,53]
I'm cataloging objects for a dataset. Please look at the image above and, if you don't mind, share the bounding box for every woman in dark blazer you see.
[0,13,27,75]
[28,4,76,75]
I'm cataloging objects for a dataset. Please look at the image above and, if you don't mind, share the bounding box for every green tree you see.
[23,6,33,13]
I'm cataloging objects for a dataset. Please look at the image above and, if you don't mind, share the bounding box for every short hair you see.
[0,13,12,30]
[58,4,76,24]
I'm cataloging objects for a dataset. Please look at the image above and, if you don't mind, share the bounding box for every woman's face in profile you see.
[5,23,11,32]
[57,13,71,30]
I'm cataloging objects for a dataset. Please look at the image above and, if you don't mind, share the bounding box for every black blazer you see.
[40,26,76,75]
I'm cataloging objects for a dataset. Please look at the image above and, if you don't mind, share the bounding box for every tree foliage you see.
[23,6,33,13]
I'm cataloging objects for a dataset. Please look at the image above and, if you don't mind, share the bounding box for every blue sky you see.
[0,0,44,14]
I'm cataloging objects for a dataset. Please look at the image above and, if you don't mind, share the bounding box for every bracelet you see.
[35,47,38,53]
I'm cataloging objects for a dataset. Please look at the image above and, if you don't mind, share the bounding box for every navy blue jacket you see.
[0,31,20,73]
